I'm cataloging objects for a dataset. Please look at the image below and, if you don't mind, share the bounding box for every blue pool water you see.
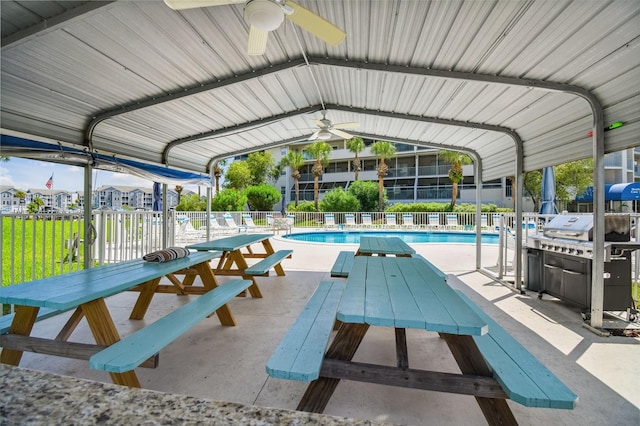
[283,231,499,245]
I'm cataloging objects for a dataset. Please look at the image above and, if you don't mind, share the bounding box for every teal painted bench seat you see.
[244,250,293,276]
[266,280,344,381]
[90,279,252,373]
[330,251,355,278]
[456,290,578,409]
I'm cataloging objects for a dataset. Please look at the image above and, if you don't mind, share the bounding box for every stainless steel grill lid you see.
[542,215,630,242]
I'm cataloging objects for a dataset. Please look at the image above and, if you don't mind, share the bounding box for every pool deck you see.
[4,230,639,425]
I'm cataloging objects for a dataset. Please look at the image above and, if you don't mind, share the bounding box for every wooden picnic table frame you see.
[0,252,231,388]
[355,235,416,257]
[297,256,518,424]
[186,233,283,298]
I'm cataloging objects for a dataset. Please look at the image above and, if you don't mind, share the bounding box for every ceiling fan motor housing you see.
[245,0,284,32]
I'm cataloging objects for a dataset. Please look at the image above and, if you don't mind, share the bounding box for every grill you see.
[525,215,637,312]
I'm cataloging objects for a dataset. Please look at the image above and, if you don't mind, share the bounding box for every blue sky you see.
[0,157,200,192]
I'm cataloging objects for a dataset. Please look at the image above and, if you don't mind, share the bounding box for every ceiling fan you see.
[164,0,346,55]
[308,111,359,140]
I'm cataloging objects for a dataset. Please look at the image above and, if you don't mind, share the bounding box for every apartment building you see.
[0,185,191,212]
[272,140,640,212]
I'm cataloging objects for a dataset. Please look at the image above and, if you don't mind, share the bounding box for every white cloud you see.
[0,166,14,186]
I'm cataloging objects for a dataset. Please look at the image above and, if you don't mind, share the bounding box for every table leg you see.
[441,333,517,426]
[297,322,369,413]
[228,250,263,298]
[261,239,286,276]
[82,298,141,388]
[129,277,161,320]
[193,262,236,326]
[395,328,409,369]
[0,306,39,365]
[55,307,85,341]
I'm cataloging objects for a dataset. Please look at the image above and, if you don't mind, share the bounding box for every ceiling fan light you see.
[317,129,332,140]
[245,0,284,32]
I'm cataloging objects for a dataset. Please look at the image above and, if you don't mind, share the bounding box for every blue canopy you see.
[575,183,639,202]
[539,166,558,215]
[1,134,211,186]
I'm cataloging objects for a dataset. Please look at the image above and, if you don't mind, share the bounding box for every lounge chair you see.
[402,214,417,229]
[480,214,489,230]
[385,214,398,228]
[345,214,357,228]
[428,214,440,229]
[446,214,460,230]
[324,214,336,229]
[175,218,205,242]
[361,214,373,228]
[242,213,268,232]
[223,214,247,233]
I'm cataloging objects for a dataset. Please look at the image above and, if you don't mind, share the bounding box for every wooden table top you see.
[186,233,273,252]
[357,236,416,255]
[337,256,487,336]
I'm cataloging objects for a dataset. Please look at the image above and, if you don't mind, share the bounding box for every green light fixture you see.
[608,121,624,130]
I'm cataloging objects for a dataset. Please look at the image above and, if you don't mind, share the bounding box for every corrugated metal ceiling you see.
[1,0,639,182]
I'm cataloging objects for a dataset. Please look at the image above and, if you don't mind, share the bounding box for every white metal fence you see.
[2,211,638,300]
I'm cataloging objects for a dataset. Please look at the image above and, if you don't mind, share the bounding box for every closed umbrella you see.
[152,182,162,211]
[539,167,558,215]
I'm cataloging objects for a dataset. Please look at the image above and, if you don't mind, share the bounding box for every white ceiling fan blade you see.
[311,119,326,127]
[333,122,359,129]
[163,0,242,10]
[309,130,321,140]
[247,26,269,55]
[285,1,346,46]
[330,129,353,139]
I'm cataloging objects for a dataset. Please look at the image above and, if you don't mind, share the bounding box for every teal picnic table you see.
[355,235,416,257]
[0,252,234,387]
[269,255,577,423]
[187,233,285,298]
[293,256,510,419]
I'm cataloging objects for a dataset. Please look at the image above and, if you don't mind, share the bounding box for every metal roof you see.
[1,0,639,182]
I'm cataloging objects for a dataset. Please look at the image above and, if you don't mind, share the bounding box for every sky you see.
[0,157,200,193]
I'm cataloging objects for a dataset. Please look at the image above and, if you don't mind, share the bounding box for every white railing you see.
[2,211,638,305]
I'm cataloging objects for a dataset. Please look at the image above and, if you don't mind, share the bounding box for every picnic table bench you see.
[266,255,577,424]
[331,236,415,278]
[0,251,249,387]
[187,233,291,298]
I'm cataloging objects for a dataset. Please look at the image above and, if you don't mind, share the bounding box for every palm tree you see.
[213,160,226,194]
[279,151,305,207]
[346,137,365,181]
[306,141,331,210]
[175,185,184,204]
[438,150,473,209]
[370,141,397,211]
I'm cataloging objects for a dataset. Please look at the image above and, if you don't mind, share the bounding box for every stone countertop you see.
[0,365,392,425]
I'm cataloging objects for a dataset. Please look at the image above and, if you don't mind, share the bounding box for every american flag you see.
[45,175,53,189]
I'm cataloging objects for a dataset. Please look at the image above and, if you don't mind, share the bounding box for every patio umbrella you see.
[539,167,558,215]
[152,182,162,211]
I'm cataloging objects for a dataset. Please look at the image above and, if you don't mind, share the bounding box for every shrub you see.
[244,184,281,211]
[287,200,317,212]
[319,187,360,212]
[347,181,379,212]
[211,189,247,211]
[175,193,206,211]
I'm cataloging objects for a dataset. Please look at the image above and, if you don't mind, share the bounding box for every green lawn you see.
[2,217,85,286]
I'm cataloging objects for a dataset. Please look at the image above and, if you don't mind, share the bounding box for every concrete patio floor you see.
[13,234,639,425]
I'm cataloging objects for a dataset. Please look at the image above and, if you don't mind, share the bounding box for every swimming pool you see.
[282,231,499,244]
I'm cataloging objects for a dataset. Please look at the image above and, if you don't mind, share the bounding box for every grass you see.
[2,217,85,287]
